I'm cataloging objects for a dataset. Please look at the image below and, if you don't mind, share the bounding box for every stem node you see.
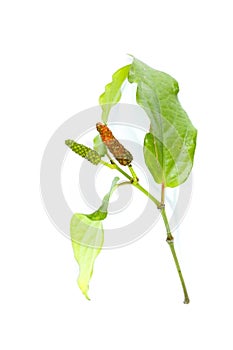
[166,236,174,244]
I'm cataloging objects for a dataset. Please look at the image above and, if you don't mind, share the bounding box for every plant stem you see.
[101,160,190,303]
[161,182,165,205]
[117,181,132,187]
[114,163,161,207]
[160,207,190,304]
[128,165,138,184]
[100,160,117,169]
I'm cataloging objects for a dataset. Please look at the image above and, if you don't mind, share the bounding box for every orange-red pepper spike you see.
[96,122,133,166]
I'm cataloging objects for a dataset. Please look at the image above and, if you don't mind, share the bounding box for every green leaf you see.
[93,134,107,157]
[99,64,131,123]
[71,215,103,300]
[128,58,197,187]
[70,177,119,299]
[87,176,119,221]
[143,133,163,184]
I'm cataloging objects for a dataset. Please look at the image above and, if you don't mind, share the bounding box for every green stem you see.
[100,160,117,169]
[114,163,161,207]
[161,182,165,205]
[161,207,190,304]
[101,160,189,303]
[117,181,132,187]
[128,165,138,184]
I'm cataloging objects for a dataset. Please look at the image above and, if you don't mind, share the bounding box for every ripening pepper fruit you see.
[65,139,101,165]
[96,122,133,166]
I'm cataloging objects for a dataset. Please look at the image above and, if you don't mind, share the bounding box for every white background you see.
[1,1,233,349]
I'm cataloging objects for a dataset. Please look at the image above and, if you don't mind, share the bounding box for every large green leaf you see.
[128,58,197,188]
[99,64,130,123]
[70,177,119,299]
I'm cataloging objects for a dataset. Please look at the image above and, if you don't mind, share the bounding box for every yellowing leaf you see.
[71,215,103,300]
[70,177,119,299]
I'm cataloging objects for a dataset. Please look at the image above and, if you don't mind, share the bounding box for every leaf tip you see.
[77,279,91,300]
[84,292,91,301]
[126,53,134,59]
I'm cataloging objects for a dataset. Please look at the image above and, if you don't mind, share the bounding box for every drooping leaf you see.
[70,177,119,299]
[93,134,107,157]
[128,58,197,188]
[99,64,131,123]
[71,215,103,300]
